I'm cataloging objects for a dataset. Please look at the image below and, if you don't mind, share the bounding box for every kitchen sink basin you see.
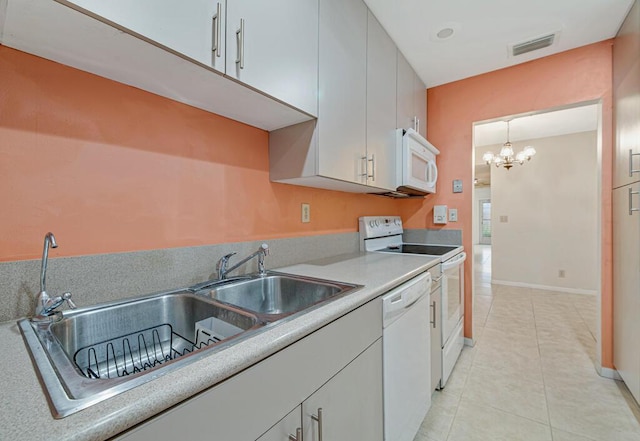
[19,291,264,418]
[20,272,361,418]
[199,272,359,319]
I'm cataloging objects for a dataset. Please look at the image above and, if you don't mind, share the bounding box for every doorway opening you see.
[471,101,602,369]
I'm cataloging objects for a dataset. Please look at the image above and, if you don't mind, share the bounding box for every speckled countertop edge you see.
[0,252,439,441]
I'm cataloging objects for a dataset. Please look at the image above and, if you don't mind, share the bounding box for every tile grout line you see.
[531,292,555,441]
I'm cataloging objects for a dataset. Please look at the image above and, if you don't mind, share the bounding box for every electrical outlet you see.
[559,269,566,278]
[301,203,310,223]
[449,209,458,222]
[453,180,463,193]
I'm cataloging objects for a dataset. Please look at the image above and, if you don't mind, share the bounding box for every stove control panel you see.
[359,216,403,239]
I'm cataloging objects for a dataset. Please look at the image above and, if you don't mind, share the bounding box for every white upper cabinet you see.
[316,0,368,183]
[613,0,640,189]
[226,0,318,116]
[61,0,226,72]
[1,0,313,130]
[397,52,427,138]
[366,11,398,191]
[415,74,427,138]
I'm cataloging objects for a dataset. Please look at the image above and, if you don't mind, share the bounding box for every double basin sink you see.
[19,272,360,418]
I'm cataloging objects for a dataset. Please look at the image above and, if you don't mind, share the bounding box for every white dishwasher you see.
[382,271,432,441]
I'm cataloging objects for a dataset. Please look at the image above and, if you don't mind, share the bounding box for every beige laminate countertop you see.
[0,252,439,441]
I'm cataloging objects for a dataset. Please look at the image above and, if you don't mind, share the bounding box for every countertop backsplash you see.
[0,228,459,323]
[0,232,360,323]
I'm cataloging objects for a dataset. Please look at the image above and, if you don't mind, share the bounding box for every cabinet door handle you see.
[288,428,302,441]
[629,187,640,215]
[430,300,437,329]
[360,155,368,181]
[417,118,420,134]
[311,408,323,441]
[629,149,640,177]
[211,2,221,57]
[368,154,375,181]
[235,18,245,69]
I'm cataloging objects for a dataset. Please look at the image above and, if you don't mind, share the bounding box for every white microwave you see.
[396,128,440,195]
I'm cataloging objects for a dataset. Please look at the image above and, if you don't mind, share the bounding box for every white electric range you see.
[359,216,466,390]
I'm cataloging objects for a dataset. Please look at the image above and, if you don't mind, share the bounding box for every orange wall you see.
[401,41,614,368]
[0,46,401,261]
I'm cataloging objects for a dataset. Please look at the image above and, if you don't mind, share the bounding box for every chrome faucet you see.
[217,243,269,279]
[34,232,76,320]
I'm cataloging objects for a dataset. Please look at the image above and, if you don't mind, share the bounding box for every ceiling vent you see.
[510,33,557,57]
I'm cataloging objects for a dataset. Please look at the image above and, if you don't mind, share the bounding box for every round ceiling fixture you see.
[430,22,461,42]
[436,28,455,39]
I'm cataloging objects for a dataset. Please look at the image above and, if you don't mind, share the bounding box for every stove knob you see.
[374,220,380,227]
[369,220,376,228]
[394,219,401,226]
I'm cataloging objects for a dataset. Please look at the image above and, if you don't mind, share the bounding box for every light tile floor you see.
[414,244,640,441]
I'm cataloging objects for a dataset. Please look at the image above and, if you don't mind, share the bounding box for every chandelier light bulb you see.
[499,143,514,157]
[482,152,495,163]
[524,146,537,158]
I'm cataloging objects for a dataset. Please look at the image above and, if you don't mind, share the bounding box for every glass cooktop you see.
[381,244,459,255]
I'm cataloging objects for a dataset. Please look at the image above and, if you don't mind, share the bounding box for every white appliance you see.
[359,215,466,389]
[382,271,432,441]
[440,250,466,387]
[396,128,439,196]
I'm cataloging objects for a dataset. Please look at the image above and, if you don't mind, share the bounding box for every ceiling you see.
[474,104,599,147]
[364,0,634,87]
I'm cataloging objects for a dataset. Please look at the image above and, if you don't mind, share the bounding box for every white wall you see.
[490,131,598,293]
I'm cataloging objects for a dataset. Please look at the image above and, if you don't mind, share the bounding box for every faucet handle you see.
[218,252,236,266]
[62,292,76,310]
[260,243,269,255]
[216,252,236,279]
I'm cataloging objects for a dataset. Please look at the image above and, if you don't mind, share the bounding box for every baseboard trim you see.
[491,280,597,295]
[464,337,474,347]
[598,366,622,380]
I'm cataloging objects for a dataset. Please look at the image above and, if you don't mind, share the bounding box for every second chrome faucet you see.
[217,243,269,280]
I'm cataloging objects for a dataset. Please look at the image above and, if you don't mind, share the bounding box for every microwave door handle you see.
[426,160,438,186]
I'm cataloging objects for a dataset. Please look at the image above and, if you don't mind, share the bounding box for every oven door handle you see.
[442,252,466,271]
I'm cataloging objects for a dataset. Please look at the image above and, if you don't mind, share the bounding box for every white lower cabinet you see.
[259,340,383,441]
[115,299,382,441]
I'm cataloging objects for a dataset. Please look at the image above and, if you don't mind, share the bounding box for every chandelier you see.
[482,120,536,170]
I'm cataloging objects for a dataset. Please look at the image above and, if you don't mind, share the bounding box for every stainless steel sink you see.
[19,290,264,418]
[20,272,361,418]
[198,272,359,319]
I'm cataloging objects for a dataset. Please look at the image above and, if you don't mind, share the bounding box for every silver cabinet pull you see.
[367,154,375,181]
[311,408,323,441]
[211,2,221,57]
[629,149,640,177]
[235,18,245,69]
[360,155,368,180]
[430,300,437,329]
[417,118,420,134]
[288,428,302,441]
[629,187,640,215]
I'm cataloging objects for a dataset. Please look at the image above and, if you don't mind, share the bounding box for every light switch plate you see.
[449,209,458,222]
[453,179,463,193]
